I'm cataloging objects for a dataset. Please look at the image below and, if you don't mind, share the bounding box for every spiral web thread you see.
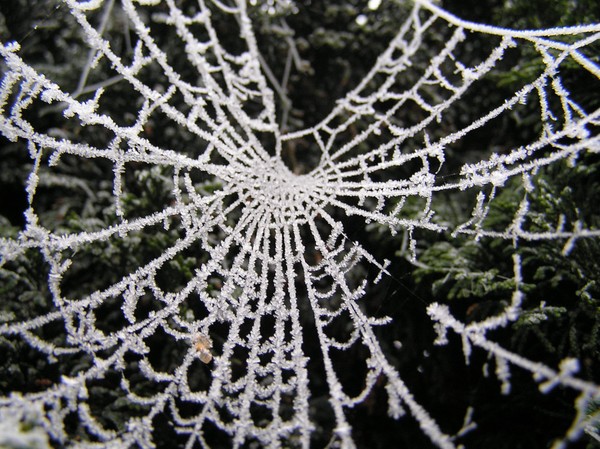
[0,0,599,448]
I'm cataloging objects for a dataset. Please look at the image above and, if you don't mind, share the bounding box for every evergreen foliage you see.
[0,0,599,448]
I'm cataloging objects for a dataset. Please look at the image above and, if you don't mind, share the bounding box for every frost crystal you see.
[1,0,599,448]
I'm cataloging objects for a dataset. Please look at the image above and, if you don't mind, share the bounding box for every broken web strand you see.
[283,0,600,446]
[278,16,600,443]
[0,0,600,448]
[427,254,600,448]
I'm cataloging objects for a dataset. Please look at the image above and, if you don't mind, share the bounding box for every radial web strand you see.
[0,0,599,448]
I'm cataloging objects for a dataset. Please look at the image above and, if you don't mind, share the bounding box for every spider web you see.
[0,0,599,448]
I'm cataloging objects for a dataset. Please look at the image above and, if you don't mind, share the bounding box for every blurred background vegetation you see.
[0,0,599,448]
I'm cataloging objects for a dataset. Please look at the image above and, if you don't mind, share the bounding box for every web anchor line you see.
[0,0,599,448]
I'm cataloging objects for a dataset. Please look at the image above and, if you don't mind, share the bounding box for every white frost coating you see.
[0,0,599,448]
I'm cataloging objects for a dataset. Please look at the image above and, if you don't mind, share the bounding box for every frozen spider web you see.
[0,0,599,448]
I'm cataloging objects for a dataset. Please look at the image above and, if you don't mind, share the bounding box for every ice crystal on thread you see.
[0,0,599,448]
